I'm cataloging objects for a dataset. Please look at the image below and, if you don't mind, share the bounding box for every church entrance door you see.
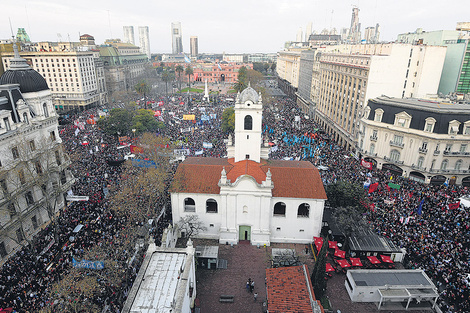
[239,225,251,241]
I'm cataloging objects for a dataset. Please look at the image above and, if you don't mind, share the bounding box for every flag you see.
[74,128,80,136]
[361,159,373,169]
[368,182,379,193]
[184,54,191,63]
[417,199,424,215]
[217,63,222,70]
[448,201,460,210]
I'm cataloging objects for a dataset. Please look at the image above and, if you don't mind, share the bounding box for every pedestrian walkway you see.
[195,240,269,313]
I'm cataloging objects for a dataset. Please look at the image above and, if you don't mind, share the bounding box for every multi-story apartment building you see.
[359,96,470,186]
[190,36,198,58]
[276,49,304,98]
[314,43,446,150]
[138,26,151,60]
[123,26,135,45]
[171,22,183,55]
[397,24,470,95]
[0,46,74,262]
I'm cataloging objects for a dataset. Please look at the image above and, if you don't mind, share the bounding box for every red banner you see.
[368,182,379,193]
[448,202,460,210]
[130,145,144,154]
[361,159,373,169]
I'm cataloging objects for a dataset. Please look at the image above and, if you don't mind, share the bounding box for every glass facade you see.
[457,41,470,94]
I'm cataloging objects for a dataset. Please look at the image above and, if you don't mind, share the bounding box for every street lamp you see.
[132,129,136,139]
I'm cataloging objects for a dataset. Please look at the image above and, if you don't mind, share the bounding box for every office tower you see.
[171,22,183,54]
[190,36,198,57]
[305,22,313,41]
[349,7,361,43]
[123,26,135,45]
[364,27,376,43]
[296,27,303,42]
[374,23,381,43]
[139,26,151,60]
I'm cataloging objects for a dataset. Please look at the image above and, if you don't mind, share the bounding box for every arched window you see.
[417,156,424,169]
[297,203,310,218]
[23,112,29,124]
[273,202,286,216]
[184,198,195,212]
[455,160,463,170]
[206,198,218,213]
[244,115,252,130]
[43,103,49,117]
[441,159,448,170]
[390,149,401,162]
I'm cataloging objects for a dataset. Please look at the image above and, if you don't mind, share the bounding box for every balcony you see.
[443,151,470,156]
[433,150,440,155]
[428,169,469,174]
[411,164,426,171]
[389,141,404,148]
[370,135,377,141]
[383,156,404,165]
[418,148,428,154]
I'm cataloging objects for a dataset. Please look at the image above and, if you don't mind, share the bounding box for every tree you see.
[325,180,367,209]
[177,215,207,239]
[135,80,150,109]
[332,206,368,251]
[271,62,276,72]
[185,66,194,90]
[246,69,264,87]
[132,109,163,134]
[311,238,328,298]
[175,65,184,92]
[161,70,174,95]
[221,107,235,133]
[234,66,248,92]
[97,108,133,137]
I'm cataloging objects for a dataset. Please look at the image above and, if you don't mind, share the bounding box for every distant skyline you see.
[1,0,468,54]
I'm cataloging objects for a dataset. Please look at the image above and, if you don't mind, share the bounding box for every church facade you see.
[170,86,326,246]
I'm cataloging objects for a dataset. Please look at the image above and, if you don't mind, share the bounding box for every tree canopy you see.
[97,108,133,137]
[132,109,163,134]
[325,180,367,209]
[221,107,235,133]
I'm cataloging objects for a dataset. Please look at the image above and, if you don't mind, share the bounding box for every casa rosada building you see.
[154,61,253,83]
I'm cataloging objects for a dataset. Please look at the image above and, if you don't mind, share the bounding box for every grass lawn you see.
[227,89,238,94]
[179,87,204,93]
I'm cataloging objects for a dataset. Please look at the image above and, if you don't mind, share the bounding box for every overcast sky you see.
[1,0,468,54]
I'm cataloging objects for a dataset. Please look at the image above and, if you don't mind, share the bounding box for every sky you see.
[1,0,468,54]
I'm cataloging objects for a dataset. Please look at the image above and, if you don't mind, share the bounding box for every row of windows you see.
[183,198,311,218]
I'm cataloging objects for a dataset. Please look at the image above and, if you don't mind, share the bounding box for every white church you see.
[170,86,326,246]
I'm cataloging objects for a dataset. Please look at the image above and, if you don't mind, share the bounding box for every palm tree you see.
[185,66,194,91]
[175,65,184,92]
[134,80,150,109]
[161,71,173,95]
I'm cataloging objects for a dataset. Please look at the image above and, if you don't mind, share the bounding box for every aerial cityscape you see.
[0,2,469,313]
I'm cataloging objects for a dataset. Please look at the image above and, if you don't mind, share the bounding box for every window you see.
[374,109,383,122]
[445,144,452,153]
[25,191,34,205]
[441,159,448,170]
[206,199,218,213]
[465,126,470,135]
[455,159,463,170]
[55,150,62,165]
[273,202,286,216]
[370,143,375,155]
[43,103,49,117]
[16,228,24,242]
[8,203,16,217]
[431,160,435,170]
[461,144,467,153]
[184,198,195,212]
[11,147,19,159]
[29,140,36,151]
[0,179,7,194]
[60,171,67,184]
[393,135,404,145]
[18,169,26,185]
[417,156,424,168]
[3,118,11,131]
[244,115,253,130]
[50,131,56,142]
[422,142,428,150]
[23,112,29,124]
[297,203,310,218]
[31,216,38,229]
[0,242,7,258]
[35,160,42,174]
[390,149,401,162]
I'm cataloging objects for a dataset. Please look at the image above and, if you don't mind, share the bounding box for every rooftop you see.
[349,269,435,288]
[372,96,470,114]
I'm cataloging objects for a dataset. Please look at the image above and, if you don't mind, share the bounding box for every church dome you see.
[0,42,49,94]
[239,86,259,104]
[0,68,49,93]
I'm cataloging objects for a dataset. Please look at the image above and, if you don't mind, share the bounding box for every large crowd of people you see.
[0,85,468,312]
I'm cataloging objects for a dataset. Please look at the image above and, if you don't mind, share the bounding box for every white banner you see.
[66,196,89,202]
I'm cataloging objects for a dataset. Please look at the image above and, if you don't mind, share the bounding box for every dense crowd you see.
[0,86,468,312]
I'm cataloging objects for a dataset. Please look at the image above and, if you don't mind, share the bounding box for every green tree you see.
[234,67,248,92]
[134,80,150,109]
[325,180,367,209]
[271,62,276,71]
[162,70,174,95]
[175,65,184,92]
[132,109,162,134]
[97,108,133,137]
[311,238,328,298]
[221,107,235,133]
[185,66,194,90]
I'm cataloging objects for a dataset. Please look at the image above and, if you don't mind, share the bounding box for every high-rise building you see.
[171,22,183,54]
[123,26,135,45]
[364,27,376,43]
[374,24,381,43]
[349,7,361,43]
[138,26,150,60]
[296,27,303,42]
[190,36,198,57]
[305,22,313,42]
[16,28,30,43]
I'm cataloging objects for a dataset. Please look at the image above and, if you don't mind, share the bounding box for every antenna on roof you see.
[8,17,14,38]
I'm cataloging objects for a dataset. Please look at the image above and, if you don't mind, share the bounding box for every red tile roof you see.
[170,157,327,199]
[266,265,324,313]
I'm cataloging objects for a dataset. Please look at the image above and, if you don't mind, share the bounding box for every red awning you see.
[334,249,346,258]
[367,256,381,264]
[314,237,323,252]
[337,259,351,268]
[328,241,338,249]
[326,263,335,272]
[380,255,394,264]
[349,258,363,267]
